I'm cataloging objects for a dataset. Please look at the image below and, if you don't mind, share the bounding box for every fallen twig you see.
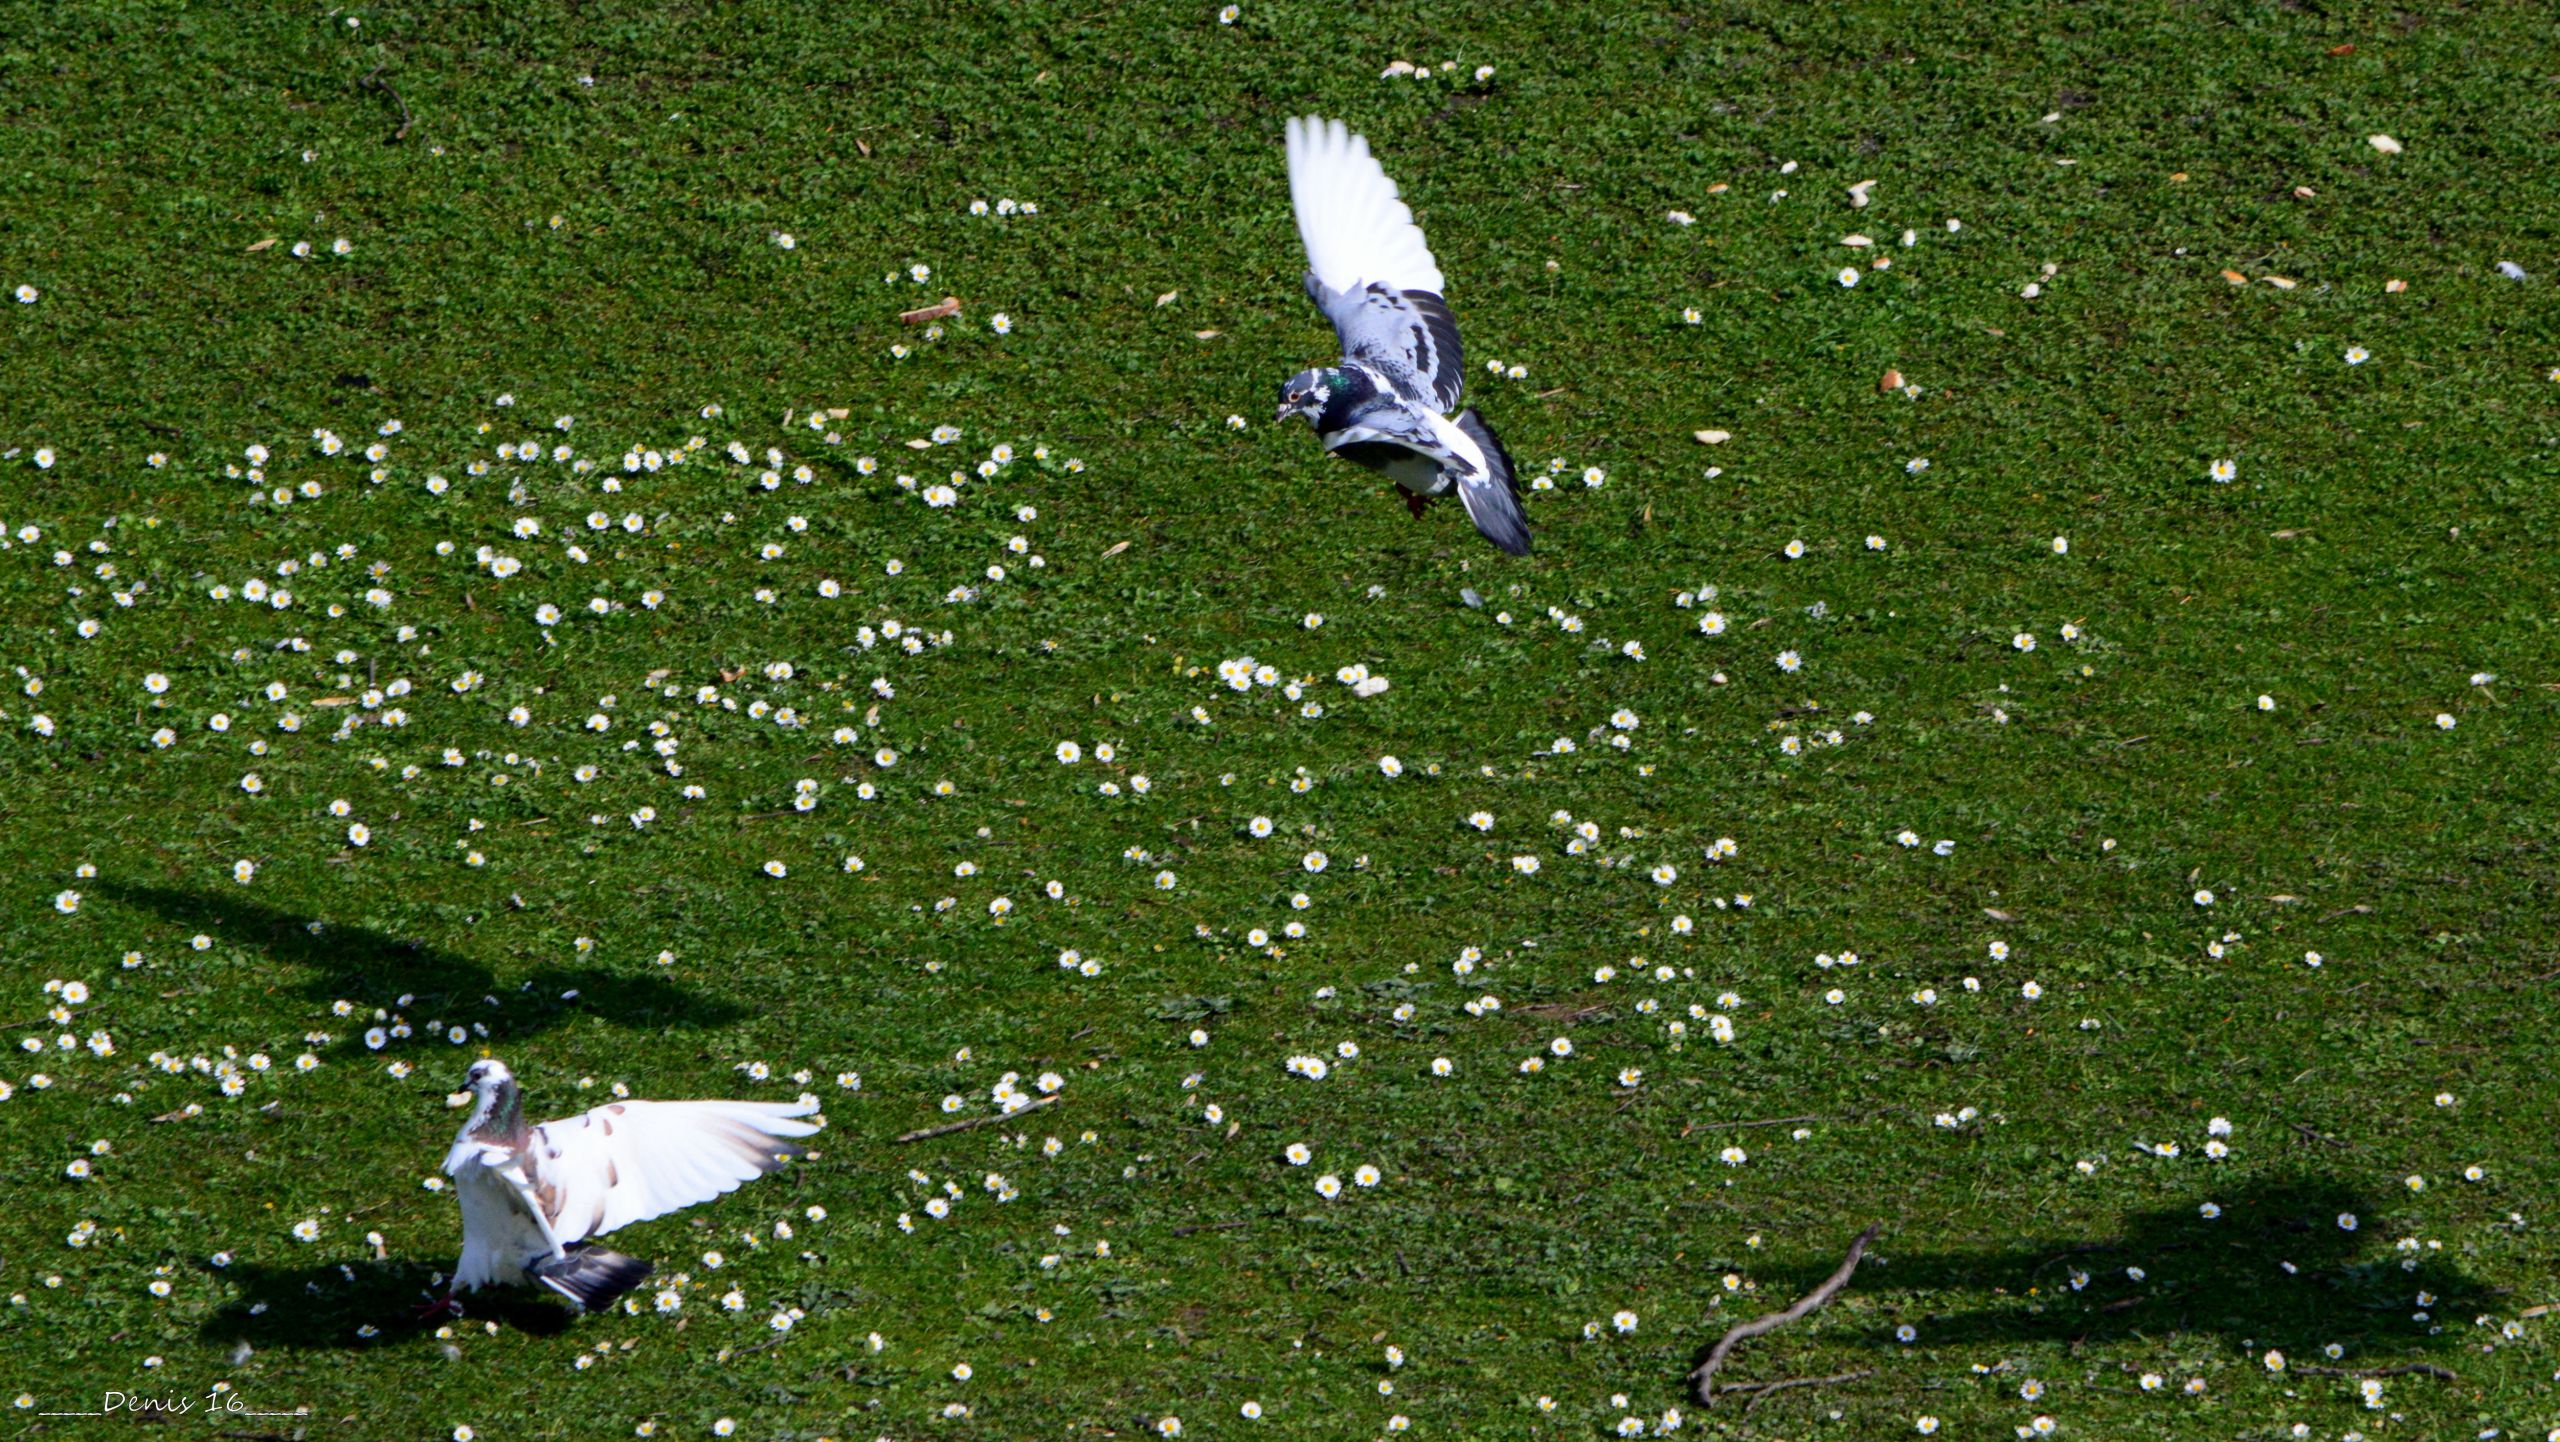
[727,1329,792,1358]
[1689,1222,1881,1405]
[1515,1003,1609,1023]
[1723,1368,1875,1415]
[2295,1363,2457,1381]
[894,1093,1056,1142]
[900,295,962,324]
[357,66,415,142]
[0,1004,106,1031]
[1691,1107,1899,1132]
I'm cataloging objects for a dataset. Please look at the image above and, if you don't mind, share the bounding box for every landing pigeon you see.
[424,1058,821,1316]
[1275,115,1530,556]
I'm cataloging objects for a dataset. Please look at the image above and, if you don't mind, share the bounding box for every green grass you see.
[3,2,2558,1438]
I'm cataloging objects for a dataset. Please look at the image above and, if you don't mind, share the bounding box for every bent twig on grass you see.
[1721,1368,1876,1414]
[1688,1222,1882,1406]
[358,67,415,142]
[894,1092,1057,1142]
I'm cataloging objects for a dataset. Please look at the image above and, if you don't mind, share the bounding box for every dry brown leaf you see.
[245,237,278,252]
[2260,275,2297,290]
[1155,291,1179,308]
[899,295,961,325]
[2293,186,2317,199]
[1693,429,1731,445]
[1878,368,1903,393]
[1193,329,1222,340]
[2385,278,2407,293]
[2367,134,2402,155]
[2170,171,2189,183]
[314,696,353,707]
[854,138,872,157]
[2220,269,2248,285]
[1706,182,1729,195]
[1983,907,2015,922]
[905,438,933,450]
[1101,540,1132,557]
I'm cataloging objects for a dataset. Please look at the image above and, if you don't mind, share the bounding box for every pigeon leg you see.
[411,1291,462,1320]
[1404,489,1430,519]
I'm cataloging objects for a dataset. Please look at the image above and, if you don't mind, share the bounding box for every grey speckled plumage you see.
[1274,116,1530,557]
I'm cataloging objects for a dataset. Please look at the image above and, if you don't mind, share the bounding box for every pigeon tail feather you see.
[1452,409,1531,556]
[530,1244,654,1312]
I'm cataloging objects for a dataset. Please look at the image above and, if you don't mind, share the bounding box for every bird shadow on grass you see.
[198,1260,577,1350]
[102,881,744,1039]
[1735,1174,2481,1362]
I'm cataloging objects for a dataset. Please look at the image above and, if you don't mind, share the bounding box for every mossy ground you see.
[2,3,2556,1439]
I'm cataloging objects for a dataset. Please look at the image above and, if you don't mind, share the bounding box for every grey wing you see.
[1312,277,1465,413]
[1321,400,1448,460]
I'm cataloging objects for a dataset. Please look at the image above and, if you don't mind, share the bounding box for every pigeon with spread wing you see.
[422,1058,821,1317]
[1274,115,1530,556]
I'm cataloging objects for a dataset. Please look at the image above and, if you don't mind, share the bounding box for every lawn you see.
[2,2,2557,1439]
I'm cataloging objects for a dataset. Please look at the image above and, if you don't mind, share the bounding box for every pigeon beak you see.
[1274,402,1294,424]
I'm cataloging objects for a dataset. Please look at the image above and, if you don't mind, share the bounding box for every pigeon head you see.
[1275,367,1341,426]
[459,1058,526,1141]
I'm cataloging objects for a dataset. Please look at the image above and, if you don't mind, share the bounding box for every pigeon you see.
[1275,115,1531,557]
[422,1058,822,1316]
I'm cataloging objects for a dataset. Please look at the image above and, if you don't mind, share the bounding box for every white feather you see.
[446,1095,821,1291]
[451,1161,556,1290]
[1286,115,1445,298]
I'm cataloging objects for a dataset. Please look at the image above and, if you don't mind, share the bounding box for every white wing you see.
[1286,116,1444,297]
[519,1098,822,1245]
[450,1157,561,1289]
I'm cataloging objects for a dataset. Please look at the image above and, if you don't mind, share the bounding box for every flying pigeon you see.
[1275,115,1531,556]
[422,1058,822,1316]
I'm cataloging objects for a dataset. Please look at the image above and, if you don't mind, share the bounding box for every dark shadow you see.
[102,881,744,1039]
[198,1260,575,1349]
[1736,1174,2480,1357]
